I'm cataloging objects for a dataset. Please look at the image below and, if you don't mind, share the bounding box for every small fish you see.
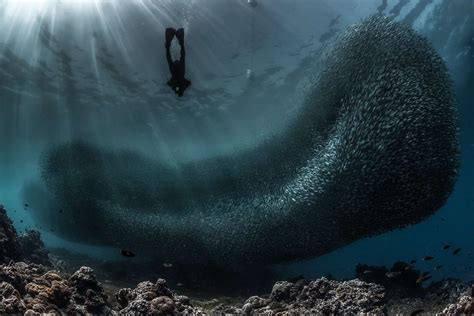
[416,275,432,284]
[121,250,136,258]
[440,217,446,221]
[453,248,461,255]
[24,204,29,207]
[421,271,430,277]
[422,256,434,261]
[410,260,416,264]
[410,309,424,316]
[405,266,412,271]
[385,271,402,278]
[20,220,23,223]
[176,283,183,287]
[363,270,373,274]
[163,263,173,268]
[443,245,451,250]
[416,275,431,284]
[434,265,443,270]
[59,209,63,214]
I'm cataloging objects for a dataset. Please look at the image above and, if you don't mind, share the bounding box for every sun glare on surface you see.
[1,0,110,14]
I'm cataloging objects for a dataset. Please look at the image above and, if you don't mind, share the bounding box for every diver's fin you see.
[183,79,191,90]
[175,28,184,45]
[165,28,176,47]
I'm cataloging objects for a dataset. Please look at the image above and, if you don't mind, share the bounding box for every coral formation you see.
[17,230,51,267]
[235,277,387,314]
[443,294,474,315]
[0,205,51,266]
[116,278,204,315]
[0,262,114,315]
[0,256,472,315]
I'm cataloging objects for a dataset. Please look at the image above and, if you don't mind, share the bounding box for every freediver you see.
[165,27,191,97]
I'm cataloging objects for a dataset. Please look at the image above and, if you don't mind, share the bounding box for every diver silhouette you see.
[165,27,191,97]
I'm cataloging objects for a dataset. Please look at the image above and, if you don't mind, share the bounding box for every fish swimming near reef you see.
[121,250,136,258]
[24,15,459,267]
[416,275,432,284]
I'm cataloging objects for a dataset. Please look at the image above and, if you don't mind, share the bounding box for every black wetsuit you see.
[166,30,191,97]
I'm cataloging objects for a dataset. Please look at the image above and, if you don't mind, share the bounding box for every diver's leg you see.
[166,47,174,74]
[165,28,175,73]
[165,28,176,47]
[175,28,184,46]
[176,28,186,75]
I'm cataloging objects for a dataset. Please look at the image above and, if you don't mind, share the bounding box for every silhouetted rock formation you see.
[0,205,51,266]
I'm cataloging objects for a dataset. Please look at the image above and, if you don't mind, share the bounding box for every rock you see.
[116,277,205,315]
[18,230,51,266]
[175,295,190,306]
[23,309,40,316]
[68,266,111,314]
[442,295,473,314]
[0,262,48,295]
[151,296,174,314]
[0,281,26,314]
[426,279,472,303]
[0,207,23,264]
[242,296,269,314]
[0,206,51,266]
[119,298,151,315]
[270,281,296,302]
[234,277,386,315]
[116,287,133,308]
[0,262,115,315]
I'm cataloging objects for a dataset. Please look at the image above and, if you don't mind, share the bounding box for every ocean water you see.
[0,0,472,292]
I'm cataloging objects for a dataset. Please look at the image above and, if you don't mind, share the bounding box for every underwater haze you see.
[0,0,473,290]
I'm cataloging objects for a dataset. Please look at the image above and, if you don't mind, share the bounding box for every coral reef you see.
[0,262,114,315]
[0,205,51,266]
[18,230,51,267]
[443,295,473,315]
[1,260,473,315]
[1,203,473,314]
[0,205,22,264]
[116,278,204,315]
[221,277,387,314]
